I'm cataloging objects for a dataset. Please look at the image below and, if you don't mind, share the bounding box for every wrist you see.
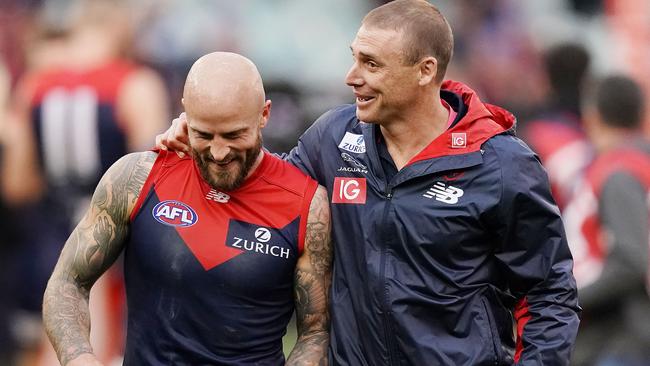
[65,352,102,366]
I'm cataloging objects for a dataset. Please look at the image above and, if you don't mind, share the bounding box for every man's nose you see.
[210,142,231,162]
[345,62,363,87]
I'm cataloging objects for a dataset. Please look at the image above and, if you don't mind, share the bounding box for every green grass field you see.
[282,314,298,357]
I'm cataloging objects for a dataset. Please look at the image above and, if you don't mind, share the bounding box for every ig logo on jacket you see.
[332,177,367,204]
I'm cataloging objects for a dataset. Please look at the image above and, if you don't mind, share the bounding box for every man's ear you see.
[260,99,272,128]
[418,56,438,86]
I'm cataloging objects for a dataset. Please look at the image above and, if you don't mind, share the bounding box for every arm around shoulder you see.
[287,185,332,366]
[42,151,156,365]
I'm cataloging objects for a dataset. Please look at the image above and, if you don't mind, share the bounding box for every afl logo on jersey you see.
[152,200,198,227]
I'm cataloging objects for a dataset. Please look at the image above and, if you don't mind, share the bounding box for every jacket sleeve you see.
[284,109,334,185]
[493,139,581,365]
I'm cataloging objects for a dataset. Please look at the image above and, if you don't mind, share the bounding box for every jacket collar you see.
[405,80,516,166]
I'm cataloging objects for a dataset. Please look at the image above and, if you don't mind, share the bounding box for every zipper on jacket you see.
[379,184,398,365]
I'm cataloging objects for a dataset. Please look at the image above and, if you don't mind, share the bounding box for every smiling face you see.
[187,105,268,191]
[345,25,422,125]
[182,52,270,191]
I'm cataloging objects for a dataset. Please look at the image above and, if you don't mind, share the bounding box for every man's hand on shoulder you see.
[155,112,190,157]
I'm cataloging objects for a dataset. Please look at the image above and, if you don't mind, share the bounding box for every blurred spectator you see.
[0,0,169,364]
[603,0,650,135]
[445,0,546,121]
[0,0,41,83]
[262,81,311,154]
[565,75,650,366]
[520,42,594,210]
[0,55,17,366]
[570,0,604,16]
[130,0,369,145]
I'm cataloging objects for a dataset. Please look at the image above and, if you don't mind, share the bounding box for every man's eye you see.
[366,61,378,68]
[224,133,242,140]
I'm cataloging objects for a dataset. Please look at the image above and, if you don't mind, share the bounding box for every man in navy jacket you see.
[157,1,580,364]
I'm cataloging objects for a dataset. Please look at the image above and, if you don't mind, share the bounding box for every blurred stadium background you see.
[1,0,649,365]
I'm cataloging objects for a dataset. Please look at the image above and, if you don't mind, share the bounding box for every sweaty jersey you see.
[124,150,318,365]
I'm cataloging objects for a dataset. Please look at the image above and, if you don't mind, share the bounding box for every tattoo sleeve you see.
[286,185,332,366]
[42,151,156,365]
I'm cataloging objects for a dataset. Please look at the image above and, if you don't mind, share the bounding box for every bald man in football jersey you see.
[43,52,332,366]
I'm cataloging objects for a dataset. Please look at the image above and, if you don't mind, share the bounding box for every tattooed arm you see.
[42,151,156,366]
[286,185,332,366]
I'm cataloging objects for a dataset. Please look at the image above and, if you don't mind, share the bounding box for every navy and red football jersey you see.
[26,60,135,198]
[124,150,318,364]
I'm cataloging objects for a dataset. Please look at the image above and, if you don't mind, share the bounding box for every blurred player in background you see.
[565,74,650,366]
[0,51,19,366]
[0,0,169,364]
[520,42,594,210]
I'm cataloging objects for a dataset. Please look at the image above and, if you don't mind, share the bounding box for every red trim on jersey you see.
[298,180,319,255]
[514,297,532,363]
[129,150,164,222]
[587,148,650,196]
[27,60,137,105]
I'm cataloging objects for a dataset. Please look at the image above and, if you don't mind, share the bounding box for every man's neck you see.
[244,150,265,180]
[596,127,639,153]
[380,96,449,170]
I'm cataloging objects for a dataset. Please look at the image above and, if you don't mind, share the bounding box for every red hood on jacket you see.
[406,80,516,166]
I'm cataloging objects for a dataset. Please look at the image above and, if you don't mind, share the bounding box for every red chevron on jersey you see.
[131,150,318,270]
[124,150,318,363]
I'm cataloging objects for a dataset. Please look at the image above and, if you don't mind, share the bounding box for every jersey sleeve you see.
[491,137,580,365]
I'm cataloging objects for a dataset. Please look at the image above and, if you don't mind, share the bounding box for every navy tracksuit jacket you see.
[286,81,580,365]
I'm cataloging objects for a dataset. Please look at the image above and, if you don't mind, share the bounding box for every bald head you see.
[184,52,270,191]
[183,52,266,120]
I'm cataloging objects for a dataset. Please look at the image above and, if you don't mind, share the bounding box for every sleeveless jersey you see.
[124,150,318,365]
[20,61,138,364]
[25,60,135,214]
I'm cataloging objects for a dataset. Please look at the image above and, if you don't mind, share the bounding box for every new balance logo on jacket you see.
[423,182,464,204]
